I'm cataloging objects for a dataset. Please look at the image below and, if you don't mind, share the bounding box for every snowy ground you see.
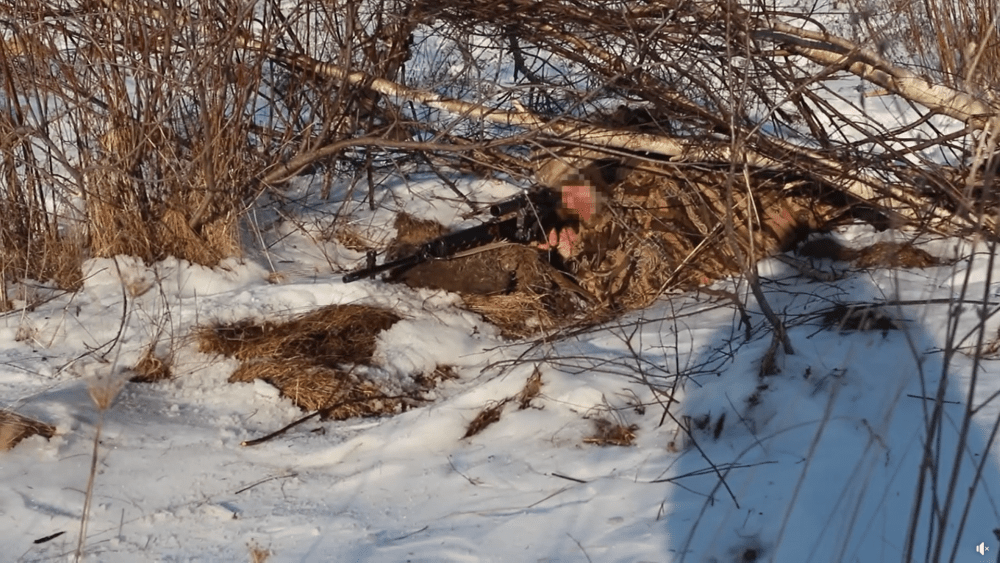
[2,172,999,563]
[3,3,1000,561]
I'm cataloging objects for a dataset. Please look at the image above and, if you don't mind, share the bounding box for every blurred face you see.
[561,183,598,222]
[535,179,599,259]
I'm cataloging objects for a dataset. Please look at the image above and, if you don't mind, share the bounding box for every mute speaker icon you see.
[976,542,988,555]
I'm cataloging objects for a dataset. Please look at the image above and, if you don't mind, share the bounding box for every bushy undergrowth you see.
[0,0,419,294]
[0,2,997,560]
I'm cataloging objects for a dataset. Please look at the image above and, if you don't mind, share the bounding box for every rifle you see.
[342,188,561,283]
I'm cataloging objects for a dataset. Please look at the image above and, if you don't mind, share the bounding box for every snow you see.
[3,6,1000,563]
[4,194,999,562]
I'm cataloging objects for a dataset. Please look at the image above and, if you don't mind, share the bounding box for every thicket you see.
[0,0,996,296]
[1,2,998,560]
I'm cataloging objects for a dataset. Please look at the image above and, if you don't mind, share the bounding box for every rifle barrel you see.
[343,190,558,284]
[489,194,530,217]
[342,252,424,283]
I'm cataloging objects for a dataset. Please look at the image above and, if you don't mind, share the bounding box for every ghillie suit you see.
[539,149,882,311]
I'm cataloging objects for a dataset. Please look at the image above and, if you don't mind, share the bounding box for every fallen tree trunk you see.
[238,35,985,233]
[750,23,1000,132]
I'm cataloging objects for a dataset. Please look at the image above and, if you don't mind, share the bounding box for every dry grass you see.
[1,0,420,287]
[229,359,399,419]
[583,418,638,447]
[77,370,127,562]
[199,304,404,419]
[0,410,56,451]
[198,304,401,368]
[333,225,377,253]
[463,369,545,438]
[462,292,561,340]
[0,219,85,294]
[463,400,508,439]
[516,367,543,409]
[84,124,244,267]
[0,0,269,283]
[130,346,173,383]
[248,543,271,563]
[892,0,999,88]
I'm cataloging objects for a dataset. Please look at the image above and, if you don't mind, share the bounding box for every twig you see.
[747,266,794,355]
[389,526,429,542]
[447,456,481,486]
[241,394,419,446]
[550,472,588,483]
[567,533,593,563]
[906,394,960,405]
[33,531,66,544]
[698,286,753,342]
[523,487,573,510]
[241,411,322,447]
[235,472,299,495]
[663,410,741,508]
[648,461,777,484]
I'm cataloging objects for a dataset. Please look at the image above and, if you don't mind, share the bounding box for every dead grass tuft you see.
[248,542,270,563]
[1,227,85,293]
[463,400,508,438]
[462,369,544,438]
[584,418,638,447]
[463,292,560,339]
[229,359,399,418]
[413,364,459,390]
[198,304,401,368]
[201,304,404,419]
[0,410,56,451]
[131,347,173,383]
[84,123,243,267]
[46,231,87,291]
[516,367,543,409]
